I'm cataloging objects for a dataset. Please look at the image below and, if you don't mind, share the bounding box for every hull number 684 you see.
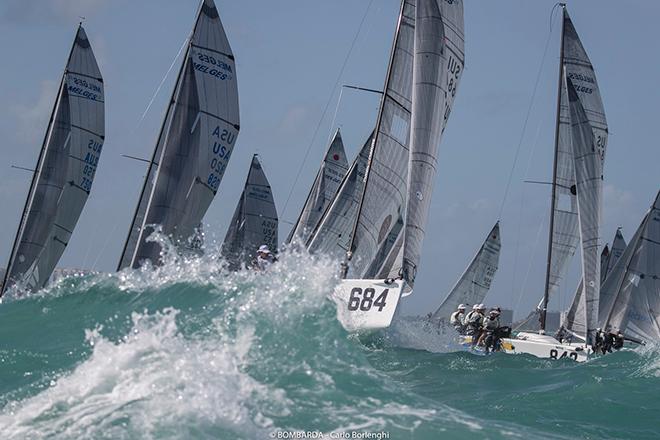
[347,288,388,312]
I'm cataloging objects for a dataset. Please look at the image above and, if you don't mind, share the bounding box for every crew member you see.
[481,308,501,352]
[255,245,276,271]
[449,304,467,334]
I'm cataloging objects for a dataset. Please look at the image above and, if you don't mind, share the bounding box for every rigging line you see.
[327,87,345,145]
[513,210,547,313]
[133,36,188,134]
[496,8,559,220]
[280,0,376,220]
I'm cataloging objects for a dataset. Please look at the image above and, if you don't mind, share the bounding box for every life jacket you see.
[483,316,499,331]
[450,311,464,326]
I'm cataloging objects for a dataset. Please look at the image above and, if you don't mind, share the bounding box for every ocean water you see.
[0,249,658,440]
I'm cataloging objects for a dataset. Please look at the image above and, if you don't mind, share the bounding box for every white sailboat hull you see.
[500,332,592,363]
[332,279,404,331]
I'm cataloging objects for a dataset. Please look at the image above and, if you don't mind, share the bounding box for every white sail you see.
[402,0,464,286]
[306,133,372,258]
[287,129,349,245]
[564,228,626,336]
[118,0,239,269]
[221,155,278,270]
[601,191,660,342]
[566,78,603,343]
[432,222,501,321]
[1,26,104,295]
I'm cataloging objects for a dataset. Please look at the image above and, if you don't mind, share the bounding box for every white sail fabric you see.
[605,228,626,280]
[1,26,104,295]
[402,0,464,286]
[287,129,349,245]
[118,0,239,269]
[602,192,660,342]
[306,133,372,259]
[565,228,627,335]
[566,78,603,343]
[432,222,501,321]
[345,0,415,278]
[221,155,278,270]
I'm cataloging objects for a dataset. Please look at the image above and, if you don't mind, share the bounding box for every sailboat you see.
[221,155,278,270]
[431,222,501,323]
[596,191,660,343]
[117,0,240,270]
[0,25,104,297]
[602,228,626,283]
[286,129,349,245]
[329,0,465,331]
[501,4,607,362]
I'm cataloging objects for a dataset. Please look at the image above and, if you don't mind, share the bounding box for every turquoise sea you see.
[1,250,658,439]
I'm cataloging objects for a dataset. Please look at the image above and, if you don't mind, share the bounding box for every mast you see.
[540,4,566,332]
[343,0,406,278]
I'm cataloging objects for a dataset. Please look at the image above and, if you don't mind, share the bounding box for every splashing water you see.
[0,243,658,439]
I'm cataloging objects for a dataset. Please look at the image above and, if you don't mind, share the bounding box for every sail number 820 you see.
[348,288,388,312]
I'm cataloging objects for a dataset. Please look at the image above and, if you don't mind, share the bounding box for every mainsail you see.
[1,25,104,296]
[221,155,278,270]
[432,222,501,321]
[286,129,349,245]
[402,0,465,286]
[118,0,239,270]
[600,191,660,342]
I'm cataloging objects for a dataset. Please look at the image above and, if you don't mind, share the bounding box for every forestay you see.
[118,0,239,270]
[287,129,349,245]
[1,26,104,296]
[306,133,372,259]
[222,155,278,270]
[602,191,660,342]
[432,222,500,321]
[402,0,464,286]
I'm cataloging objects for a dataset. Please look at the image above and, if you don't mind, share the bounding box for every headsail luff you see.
[221,155,278,270]
[1,25,104,296]
[306,133,372,258]
[286,129,349,245]
[605,228,626,280]
[601,191,660,342]
[343,0,415,278]
[118,0,239,270]
[401,0,464,286]
[432,222,501,321]
[566,78,603,343]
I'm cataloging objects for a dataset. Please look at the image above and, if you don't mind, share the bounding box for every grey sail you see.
[432,222,501,321]
[601,191,660,342]
[118,0,240,270]
[286,129,349,245]
[545,9,608,303]
[402,0,464,286]
[1,26,104,296]
[221,155,278,270]
[564,228,627,336]
[605,228,626,281]
[344,0,415,278]
[306,133,372,259]
[566,78,603,343]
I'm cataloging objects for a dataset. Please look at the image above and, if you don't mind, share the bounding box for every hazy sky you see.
[0,0,658,319]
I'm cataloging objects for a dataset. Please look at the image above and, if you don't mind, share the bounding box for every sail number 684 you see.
[347,288,388,312]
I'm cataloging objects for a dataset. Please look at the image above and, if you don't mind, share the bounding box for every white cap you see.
[258,245,271,254]
[472,304,479,310]
[478,304,486,310]
[458,304,466,310]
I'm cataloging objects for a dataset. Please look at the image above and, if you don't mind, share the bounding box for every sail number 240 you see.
[348,288,388,312]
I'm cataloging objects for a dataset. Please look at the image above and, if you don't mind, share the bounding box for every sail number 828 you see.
[348,288,388,312]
